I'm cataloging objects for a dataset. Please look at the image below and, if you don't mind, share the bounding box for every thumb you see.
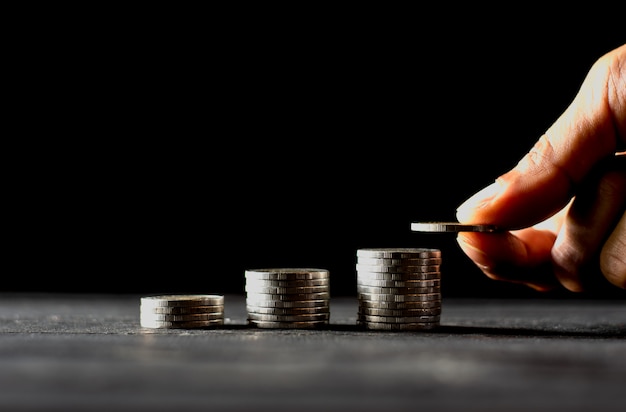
[457,44,626,228]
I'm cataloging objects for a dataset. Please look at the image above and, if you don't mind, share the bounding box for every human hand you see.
[455,44,626,293]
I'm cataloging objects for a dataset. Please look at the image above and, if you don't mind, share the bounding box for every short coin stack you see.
[140,294,225,329]
[245,268,331,329]
[356,248,442,331]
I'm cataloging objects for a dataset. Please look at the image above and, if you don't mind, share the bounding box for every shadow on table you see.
[218,323,626,338]
[429,324,626,338]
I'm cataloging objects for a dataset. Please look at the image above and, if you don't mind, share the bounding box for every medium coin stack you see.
[356,248,442,331]
[245,268,331,329]
[140,294,225,329]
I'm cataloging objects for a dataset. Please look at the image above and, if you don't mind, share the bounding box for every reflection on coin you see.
[245,299,329,308]
[356,279,441,288]
[140,295,224,307]
[357,321,439,331]
[247,313,330,322]
[356,285,440,295]
[244,273,329,281]
[411,221,502,233]
[244,278,330,287]
[357,314,441,324]
[245,292,330,301]
[140,319,224,329]
[357,248,441,258]
[357,292,441,302]
[245,268,330,280]
[244,285,329,294]
[140,312,224,322]
[357,257,442,266]
[355,271,441,281]
[356,264,441,273]
[358,300,441,309]
[143,305,224,315]
[358,307,441,317]
[246,306,330,315]
[248,320,328,329]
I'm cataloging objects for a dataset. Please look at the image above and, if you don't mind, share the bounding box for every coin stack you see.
[245,268,331,329]
[356,248,442,331]
[140,294,225,329]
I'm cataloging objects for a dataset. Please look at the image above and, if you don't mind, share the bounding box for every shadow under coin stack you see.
[140,294,225,329]
[245,268,331,329]
[356,248,442,331]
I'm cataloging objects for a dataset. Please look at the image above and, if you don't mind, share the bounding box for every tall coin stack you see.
[245,268,331,329]
[140,294,225,329]
[356,248,442,331]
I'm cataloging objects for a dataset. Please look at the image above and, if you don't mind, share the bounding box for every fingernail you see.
[456,234,494,271]
[456,180,503,222]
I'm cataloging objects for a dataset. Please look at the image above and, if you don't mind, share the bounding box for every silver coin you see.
[357,248,441,259]
[356,285,440,295]
[244,278,330,288]
[357,257,442,266]
[245,292,330,301]
[246,268,330,275]
[411,221,502,233]
[140,319,224,329]
[356,264,441,273]
[140,295,224,308]
[357,292,441,302]
[245,272,330,281]
[142,305,224,315]
[248,320,328,329]
[357,321,440,331]
[358,307,441,317]
[356,279,441,288]
[358,300,441,309]
[247,313,330,322]
[355,271,441,281]
[140,312,224,322]
[244,285,329,295]
[245,298,329,308]
[245,268,330,280]
[246,305,330,315]
[357,271,441,280]
[358,314,441,324]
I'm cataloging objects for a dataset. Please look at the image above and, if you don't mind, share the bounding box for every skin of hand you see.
[455,43,626,293]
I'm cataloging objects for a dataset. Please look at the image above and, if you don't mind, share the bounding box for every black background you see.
[6,7,625,299]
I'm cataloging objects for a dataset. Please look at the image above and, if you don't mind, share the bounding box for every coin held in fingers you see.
[410,221,502,233]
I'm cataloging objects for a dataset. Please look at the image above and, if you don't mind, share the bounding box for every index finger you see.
[457,44,626,228]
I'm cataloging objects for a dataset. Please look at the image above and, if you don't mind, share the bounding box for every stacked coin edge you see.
[356,248,442,331]
[245,268,331,329]
[140,294,225,329]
